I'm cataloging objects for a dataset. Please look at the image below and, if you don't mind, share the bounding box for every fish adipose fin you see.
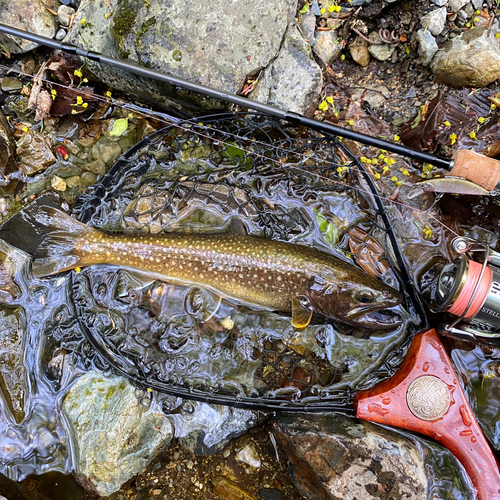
[291,295,313,329]
[30,205,95,277]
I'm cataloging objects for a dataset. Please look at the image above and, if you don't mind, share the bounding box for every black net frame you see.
[70,112,424,412]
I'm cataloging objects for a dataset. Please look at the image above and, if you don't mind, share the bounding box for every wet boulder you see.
[0,0,57,54]
[273,413,475,500]
[431,28,500,87]
[62,371,174,496]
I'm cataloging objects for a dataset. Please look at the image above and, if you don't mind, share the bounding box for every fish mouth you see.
[346,305,402,329]
[361,308,402,328]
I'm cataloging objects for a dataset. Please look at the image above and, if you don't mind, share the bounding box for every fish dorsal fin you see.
[291,295,313,329]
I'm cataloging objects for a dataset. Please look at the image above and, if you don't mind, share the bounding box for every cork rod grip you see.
[354,329,500,500]
[450,150,500,191]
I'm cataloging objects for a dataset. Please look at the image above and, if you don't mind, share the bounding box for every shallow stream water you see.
[0,101,487,499]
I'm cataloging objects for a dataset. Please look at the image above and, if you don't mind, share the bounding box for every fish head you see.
[307,273,403,330]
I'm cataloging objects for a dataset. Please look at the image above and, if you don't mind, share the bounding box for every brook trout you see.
[31,206,402,329]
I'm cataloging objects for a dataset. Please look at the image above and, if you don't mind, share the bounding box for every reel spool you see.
[437,237,500,344]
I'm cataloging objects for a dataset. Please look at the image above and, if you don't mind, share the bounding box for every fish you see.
[30,206,403,330]
[407,176,491,199]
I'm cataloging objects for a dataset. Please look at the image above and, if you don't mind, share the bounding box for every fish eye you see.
[356,290,375,303]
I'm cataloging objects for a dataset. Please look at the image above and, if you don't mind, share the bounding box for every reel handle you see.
[354,329,500,500]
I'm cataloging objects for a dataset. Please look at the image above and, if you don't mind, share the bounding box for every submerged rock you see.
[171,400,265,455]
[0,0,57,54]
[15,130,56,175]
[250,26,322,116]
[431,28,500,87]
[62,371,174,496]
[0,308,27,425]
[0,110,19,181]
[273,413,474,500]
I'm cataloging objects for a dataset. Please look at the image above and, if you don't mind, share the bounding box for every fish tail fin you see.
[31,206,97,277]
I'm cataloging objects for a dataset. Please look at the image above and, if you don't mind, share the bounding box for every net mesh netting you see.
[64,112,420,411]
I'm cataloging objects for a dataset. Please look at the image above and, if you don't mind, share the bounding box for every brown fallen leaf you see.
[348,227,393,279]
[34,89,52,121]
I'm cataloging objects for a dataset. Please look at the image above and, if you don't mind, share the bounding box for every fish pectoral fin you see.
[291,295,313,329]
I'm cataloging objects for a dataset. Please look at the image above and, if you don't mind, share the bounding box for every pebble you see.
[368,32,396,61]
[1,78,22,92]
[51,175,67,192]
[420,7,447,36]
[349,39,370,67]
[471,0,483,8]
[65,175,81,189]
[431,0,448,5]
[449,0,469,12]
[416,28,438,66]
[403,86,417,99]
[57,5,75,27]
[456,9,468,27]
[55,28,67,41]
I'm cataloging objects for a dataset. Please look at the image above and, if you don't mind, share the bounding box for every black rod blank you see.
[0,22,452,169]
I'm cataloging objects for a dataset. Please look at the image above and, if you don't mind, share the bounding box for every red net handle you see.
[354,329,500,500]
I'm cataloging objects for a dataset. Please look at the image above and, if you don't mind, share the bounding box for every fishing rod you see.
[4,22,500,192]
[0,22,450,168]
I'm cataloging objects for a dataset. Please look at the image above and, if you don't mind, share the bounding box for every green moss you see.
[112,8,136,42]
[118,381,127,391]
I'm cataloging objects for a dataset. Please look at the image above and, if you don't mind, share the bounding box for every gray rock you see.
[416,28,439,66]
[471,0,483,9]
[313,31,342,65]
[431,28,500,87]
[420,7,447,36]
[367,32,396,61]
[298,9,317,46]
[310,0,321,16]
[403,86,417,99]
[463,2,475,16]
[449,0,470,12]
[274,413,427,500]
[55,29,67,41]
[171,401,264,455]
[64,0,316,113]
[273,413,475,500]
[432,0,448,6]
[351,85,390,108]
[250,26,322,116]
[456,9,468,27]
[0,0,57,54]
[57,5,75,27]
[63,371,174,497]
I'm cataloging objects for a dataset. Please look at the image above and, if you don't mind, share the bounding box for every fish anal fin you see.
[291,295,313,329]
